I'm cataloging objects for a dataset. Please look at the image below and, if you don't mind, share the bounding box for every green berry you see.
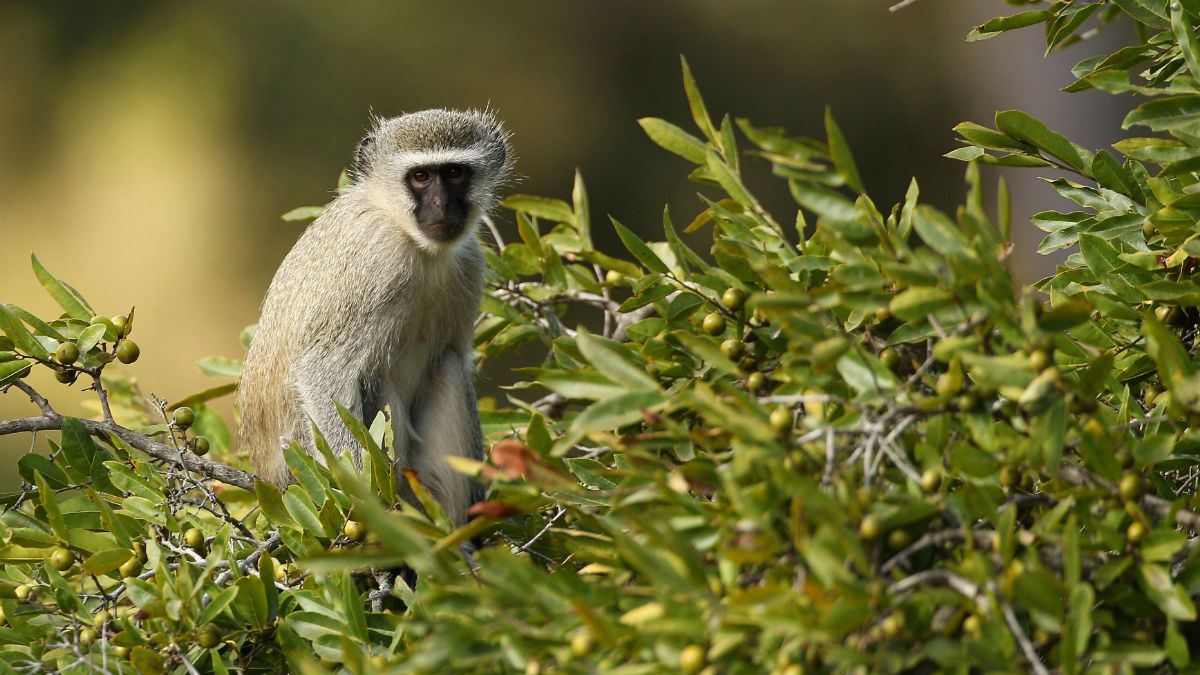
[191,436,210,456]
[111,315,130,337]
[720,339,744,359]
[721,287,747,311]
[116,340,140,364]
[745,372,766,393]
[879,347,900,371]
[55,369,78,385]
[183,528,205,549]
[50,547,75,571]
[769,406,793,433]
[701,312,726,336]
[196,623,221,649]
[172,407,195,429]
[54,342,79,365]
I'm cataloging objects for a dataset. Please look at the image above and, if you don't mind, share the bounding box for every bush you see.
[3,2,1200,673]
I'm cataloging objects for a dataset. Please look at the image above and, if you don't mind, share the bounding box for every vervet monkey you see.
[237,109,512,526]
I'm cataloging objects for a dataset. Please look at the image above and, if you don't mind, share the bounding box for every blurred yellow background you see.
[0,1,1129,486]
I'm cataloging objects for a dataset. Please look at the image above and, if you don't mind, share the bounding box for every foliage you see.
[3,2,1200,673]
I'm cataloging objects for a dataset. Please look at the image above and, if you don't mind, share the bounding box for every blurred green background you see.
[0,1,1128,485]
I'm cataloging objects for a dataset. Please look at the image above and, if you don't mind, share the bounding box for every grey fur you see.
[237,109,511,526]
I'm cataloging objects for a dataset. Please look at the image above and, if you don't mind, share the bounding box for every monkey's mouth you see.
[420,220,467,243]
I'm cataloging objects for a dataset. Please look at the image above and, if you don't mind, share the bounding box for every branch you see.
[0,414,257,491]
[1060,463,1200,532]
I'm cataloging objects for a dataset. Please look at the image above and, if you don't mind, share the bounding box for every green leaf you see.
[639,118,707,164]
[283,486,327,537]
[1144,315,1195,386]
[169,382,238,411]
[705,149,755,208]
[889,287,953,321]
[572,170,592,249]
[0,359,31,387]
[31,254,93,321]
[75,323,105,356]
[967,10,1052,40]
[281,206,325,222]
[1111,0,1170,28]
[198,585,239,626]
[196,356,243,379]
[35,472,68,541]
[575,331,659,391]
[81,548,131,576]
[502,195,575,224]
[0,304,49,360]
[1138,562,1197,620]
[1172,1,1200,82]
[825,108,865,193]
[130,646,165,675]
[680,55,718,143]
[572,390,665,432]
[254,481,299,530]
[912,205,973,261]
[611,217,669,274]
[995,110,1089,173]
[1124,96,1200,132]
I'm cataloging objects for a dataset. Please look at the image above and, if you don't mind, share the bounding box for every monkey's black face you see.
[406,163,473,243]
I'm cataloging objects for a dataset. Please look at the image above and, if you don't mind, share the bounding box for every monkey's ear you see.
[352,133,376,180]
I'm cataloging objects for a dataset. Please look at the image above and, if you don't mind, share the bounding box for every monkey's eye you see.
[443,164,468,185]
[409,169,432,189]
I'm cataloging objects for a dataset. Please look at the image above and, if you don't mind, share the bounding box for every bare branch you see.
[0,414,257,491]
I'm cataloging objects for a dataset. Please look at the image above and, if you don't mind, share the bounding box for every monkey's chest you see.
[380,292,462,399]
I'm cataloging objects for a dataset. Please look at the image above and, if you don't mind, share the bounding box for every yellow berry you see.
[679,644,706,674]
[1118,473,1144,502]
[342,520,366,542]
[1127,521,1147,543]
[769,406,792,433]
[920,468,942,492]
[859,514,883,540]
[570,631,594,657]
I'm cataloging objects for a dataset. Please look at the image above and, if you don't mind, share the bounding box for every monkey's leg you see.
[409,350,484,527]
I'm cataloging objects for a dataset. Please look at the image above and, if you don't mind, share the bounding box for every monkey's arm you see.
[289,350,374,467]
[409,349,484,526]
